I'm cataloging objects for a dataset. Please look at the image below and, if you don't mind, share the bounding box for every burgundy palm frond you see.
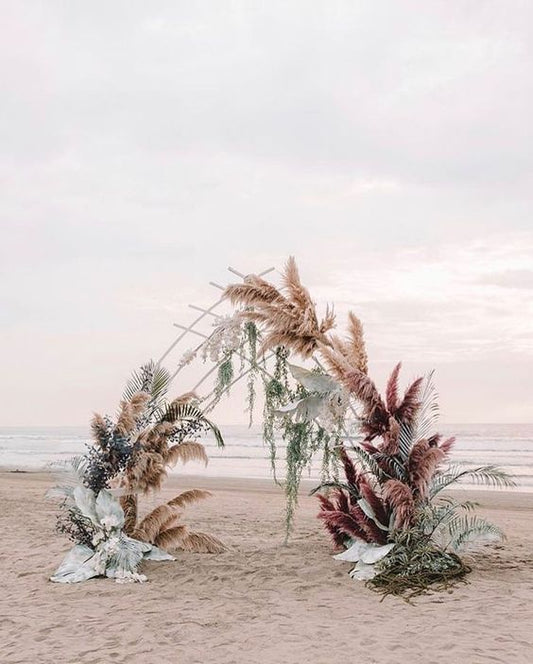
[395,376,424,424]
[372,451,402,480]
[385,362,402,413]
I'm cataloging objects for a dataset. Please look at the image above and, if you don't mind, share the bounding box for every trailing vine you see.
[196,313,342,538]
[244,321,259,426]
[215,351,234,401]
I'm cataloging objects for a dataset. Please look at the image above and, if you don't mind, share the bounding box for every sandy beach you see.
[1,471,532,664]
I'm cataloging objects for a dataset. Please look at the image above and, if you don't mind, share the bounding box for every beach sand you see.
[1,471,532,664]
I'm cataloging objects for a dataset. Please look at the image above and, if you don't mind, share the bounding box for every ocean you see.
[0,423,531,490]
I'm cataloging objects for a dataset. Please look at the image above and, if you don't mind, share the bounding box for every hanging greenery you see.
[195,308,343,537]
[244,321,259,426]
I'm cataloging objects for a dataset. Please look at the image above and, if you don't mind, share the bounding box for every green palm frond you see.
[397,423,413,464]
[377,453,408,482]
[349,446,390,481]
[397,371,439,462]
[444,514,505,553]
[430,464,516,497]
[122,360,171,405]
[161,402,225,447]
[420,497,480,538]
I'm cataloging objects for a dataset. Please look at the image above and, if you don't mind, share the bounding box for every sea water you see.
[0,423,531,490]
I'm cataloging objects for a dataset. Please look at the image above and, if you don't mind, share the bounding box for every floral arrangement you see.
[313,367,513,597]
[49,362,225,583]
[224,258,515,596]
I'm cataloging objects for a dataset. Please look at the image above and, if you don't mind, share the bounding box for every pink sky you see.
[1,3,532,425]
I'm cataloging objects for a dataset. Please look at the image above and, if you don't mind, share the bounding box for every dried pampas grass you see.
[120,493,138,535]
[383,479,415,530]
[319,343,353,382]
[225,256,335,358]
[154,527,225,554]
[385,362,402,413]
[395,377,424,423]
[165,442,208,467]
[90,413,108,447]
[167,489,212,509]
[408,440,446,499]
[116,393,150,436]
[133,504,178,543]
[129,487,223,553]
[180,532,226,554]
[154,525,189,550]
[127,451,167,494]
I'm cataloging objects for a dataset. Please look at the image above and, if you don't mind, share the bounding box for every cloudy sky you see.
[1,2,532,425]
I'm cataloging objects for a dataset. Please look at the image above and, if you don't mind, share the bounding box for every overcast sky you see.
[1,2,532,425]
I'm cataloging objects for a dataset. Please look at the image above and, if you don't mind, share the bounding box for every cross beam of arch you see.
[156,265,275,392]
